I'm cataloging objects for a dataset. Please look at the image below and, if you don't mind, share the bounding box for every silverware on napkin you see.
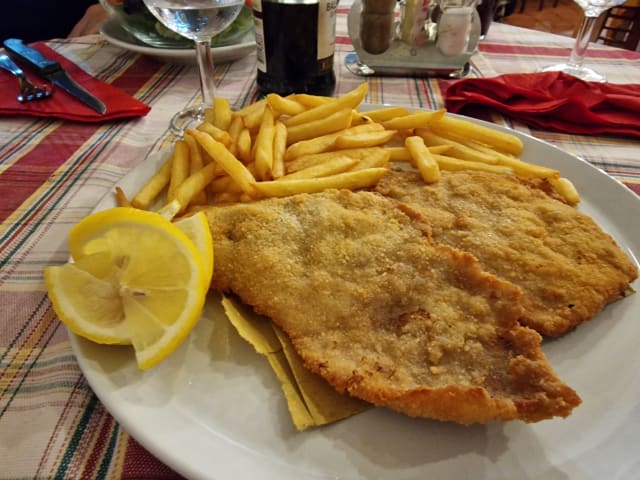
[0,53,51,102]
[3,38,106,114]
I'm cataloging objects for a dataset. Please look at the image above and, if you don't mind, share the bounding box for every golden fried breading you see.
[375,169,638,337]
[205,190,580,424]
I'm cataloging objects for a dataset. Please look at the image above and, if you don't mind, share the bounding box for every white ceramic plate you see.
[70,107,640,480]
[99,18,255,65]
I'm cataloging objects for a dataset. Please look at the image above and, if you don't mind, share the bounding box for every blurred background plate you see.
[100,17,255,64]
[99,1,254,49]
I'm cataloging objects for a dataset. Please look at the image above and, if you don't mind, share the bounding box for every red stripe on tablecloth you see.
[108,55,165,97]
[625,182,640,196]
[0,57,163,224]
[479,43,640,61]
[122,437,184,480]
[79,413,117,480]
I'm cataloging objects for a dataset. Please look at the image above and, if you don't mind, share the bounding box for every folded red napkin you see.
[0,42,150,122]
[444,71,640,139]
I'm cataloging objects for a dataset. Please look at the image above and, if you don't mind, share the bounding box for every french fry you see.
[168,160,220,213]
[286,108,353,145]
[284,123,384,161]
[234,98,266,117]
[197,122,233,147]
[381,109,445,131]
[168,140,190,201]
[422,129,559,179]
[272,121,287,179]
[415,129,500,164]
[157,199,181,220]
[114,186,132,207]
[227,115,244,156]
[430,115,524,156]
[350,109,373,126]
[280,156,359,180]
[188,129,257,195]
[334,129,397,149]
[210,174,243,194]
[433,154,515,175]
[385,146,412,162]
[254,107,276,180]
[131,154,173,210]
[459,141,560,179]
[242,103,267,130]
[184,133,208,205]
[349,148,391,170]
[283,83,368,127]
[212,97,232,131]
[267,93,306,117]
[236,128,252,164]
[385,145,452,162]
[254,168,388,197]
[550,177,580,205]
[493,155,559,179]
[288,93,333,108]
[204,107,215,124]
[361,106,410,122]
[286,147,385,173]
[405,136,440,183]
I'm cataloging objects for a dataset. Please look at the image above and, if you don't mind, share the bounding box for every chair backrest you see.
[594,5,640,51]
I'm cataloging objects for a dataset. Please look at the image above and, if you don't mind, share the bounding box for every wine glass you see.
[143,0,244,134]
[538,0,626,83]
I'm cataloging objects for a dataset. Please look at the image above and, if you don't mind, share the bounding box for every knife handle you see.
[3,38,60,76]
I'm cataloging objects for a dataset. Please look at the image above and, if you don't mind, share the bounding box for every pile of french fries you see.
[117,82,579,219]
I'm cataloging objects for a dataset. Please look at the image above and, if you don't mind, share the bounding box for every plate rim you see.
[99,17,256,61]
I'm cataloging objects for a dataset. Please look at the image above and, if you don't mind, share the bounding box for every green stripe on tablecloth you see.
[54,394,99,479]
[96,423,121,480]
[0,306,61,417]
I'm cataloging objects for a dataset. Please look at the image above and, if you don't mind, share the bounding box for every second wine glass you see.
[538,0,625,82]
[143,0,244,134]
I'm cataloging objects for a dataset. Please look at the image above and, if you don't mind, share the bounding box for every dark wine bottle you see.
[253,0,338,96]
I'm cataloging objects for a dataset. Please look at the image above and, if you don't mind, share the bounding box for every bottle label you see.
[253,0,267,72]
[318,0,337,61]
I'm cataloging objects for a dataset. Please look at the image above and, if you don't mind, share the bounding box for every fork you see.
[0,53,51,102]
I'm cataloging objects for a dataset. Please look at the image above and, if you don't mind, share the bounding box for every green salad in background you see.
[112,0,254,48]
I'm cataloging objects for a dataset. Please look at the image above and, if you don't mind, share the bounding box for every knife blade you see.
[3,38,107,115]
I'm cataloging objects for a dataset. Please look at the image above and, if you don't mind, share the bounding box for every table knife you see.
[3,38,107,115]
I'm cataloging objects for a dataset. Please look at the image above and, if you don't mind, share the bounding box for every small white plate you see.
[99,18,255,65]
[70,107,640,480]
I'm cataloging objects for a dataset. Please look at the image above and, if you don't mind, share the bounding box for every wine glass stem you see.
[195,40,216,110]
[568,15,598,68]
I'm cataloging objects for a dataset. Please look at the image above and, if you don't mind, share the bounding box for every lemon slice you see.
[174,213,214,286]
[45,207,213,370]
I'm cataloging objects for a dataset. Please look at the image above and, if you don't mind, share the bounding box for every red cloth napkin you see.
[0,42,150,122]
[444,71,640,139]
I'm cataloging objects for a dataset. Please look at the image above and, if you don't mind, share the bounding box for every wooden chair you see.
[593,3,640,50]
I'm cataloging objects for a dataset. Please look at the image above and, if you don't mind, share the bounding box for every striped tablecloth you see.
[1,6,639,479]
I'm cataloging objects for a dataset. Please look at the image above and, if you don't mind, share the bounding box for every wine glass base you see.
[170,104,207,136]
[538,62,607,83]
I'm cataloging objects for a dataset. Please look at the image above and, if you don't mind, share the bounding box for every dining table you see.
[1,2,640,479]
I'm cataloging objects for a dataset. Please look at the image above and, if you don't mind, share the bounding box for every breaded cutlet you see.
[205,189,580,424]
[375,168,638,336]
